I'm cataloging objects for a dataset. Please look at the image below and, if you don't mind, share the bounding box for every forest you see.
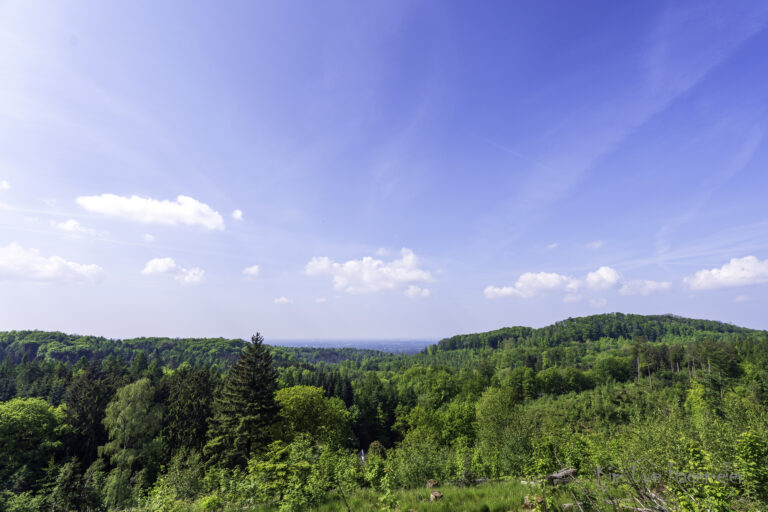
[2,313,768,511]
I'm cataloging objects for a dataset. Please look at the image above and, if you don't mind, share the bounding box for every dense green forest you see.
[2,313,768,511]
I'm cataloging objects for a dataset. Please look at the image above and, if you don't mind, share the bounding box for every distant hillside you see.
[1,313,760,370]
[430,313,758,352]
[0,331,386,369]
[0,331,246,368]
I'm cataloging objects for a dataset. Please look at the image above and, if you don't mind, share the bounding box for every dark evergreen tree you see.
[129,351,148,379]
[204,333,278,467]
[64,364,112,465]
[162,366,215,454]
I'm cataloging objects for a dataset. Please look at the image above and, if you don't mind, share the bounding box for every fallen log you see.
[546,467,576,485]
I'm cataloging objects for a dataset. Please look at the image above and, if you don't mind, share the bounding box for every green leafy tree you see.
[735,428,768,499]
[100,377,164,508]
[0,398,64,492]
[505,366,536,401]
[473,386,534,477]
[275,385,351,446]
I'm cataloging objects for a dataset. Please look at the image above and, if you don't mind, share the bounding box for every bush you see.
[195,495,222,512]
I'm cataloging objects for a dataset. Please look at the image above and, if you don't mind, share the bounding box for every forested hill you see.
[0,314,760,369]
[0,330,391,369]
[4,313,768,511]
[430,312,757,352]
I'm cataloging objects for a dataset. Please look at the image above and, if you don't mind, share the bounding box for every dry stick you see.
[552,450,604,512]
[335,478,352,512]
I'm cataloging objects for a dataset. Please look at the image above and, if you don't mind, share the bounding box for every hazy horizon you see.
[1,311,763,347]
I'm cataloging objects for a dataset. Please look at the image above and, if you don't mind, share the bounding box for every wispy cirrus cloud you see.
[77,194,224,230]
[586,240,605,250]
[477,3,768,251]
[620,280,672,296]
[405,285,430,298]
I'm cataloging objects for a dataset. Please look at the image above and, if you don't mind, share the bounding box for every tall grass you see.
[311,480,571,512]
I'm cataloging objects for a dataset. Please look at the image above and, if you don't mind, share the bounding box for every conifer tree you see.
[65,363,112,465]
[204,333,278,467]
[162,365,214,454]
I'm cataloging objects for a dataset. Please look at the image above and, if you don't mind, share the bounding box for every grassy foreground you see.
[310,480,571,512]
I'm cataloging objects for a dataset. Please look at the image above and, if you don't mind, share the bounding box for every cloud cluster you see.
[274,296,292,304]
[141,257,205,284]
[77,194,224,230]
[0,180,9,191]
[232,209,243,220]
[685,256,768,290]
[305,248,432,296]
[0,243,102,282]
[485,266,670,300]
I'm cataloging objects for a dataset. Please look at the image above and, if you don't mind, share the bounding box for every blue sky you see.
[2,0,768,340]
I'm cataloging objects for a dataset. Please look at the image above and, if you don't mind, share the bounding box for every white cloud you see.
[0,243,102,282]
[51,219,96,235]
[232,209,243,221]
[589,298,607,308]
[0,180,9,191]
[620,280,672,296]
[274,296,292,304]
[685,256,768,290]
[734,295,750,303]
[141,257,204,285]
[484,271,573,299]
[242,264,260,277]
[405,285,430,298]
[143,234,155,243]
[176,267,205,284]
[305,248,432,294]
[486,266,671,300]
[315,297,327,303]
[585,266,621,290]
[142,257,178,274]
[586,240,605,249]
[76,194,224,230]
[547,243,558,250]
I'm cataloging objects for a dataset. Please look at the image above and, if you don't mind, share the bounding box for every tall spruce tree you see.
[65,363,112,466]
[162,365,215,454]
[204,333,278,467]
